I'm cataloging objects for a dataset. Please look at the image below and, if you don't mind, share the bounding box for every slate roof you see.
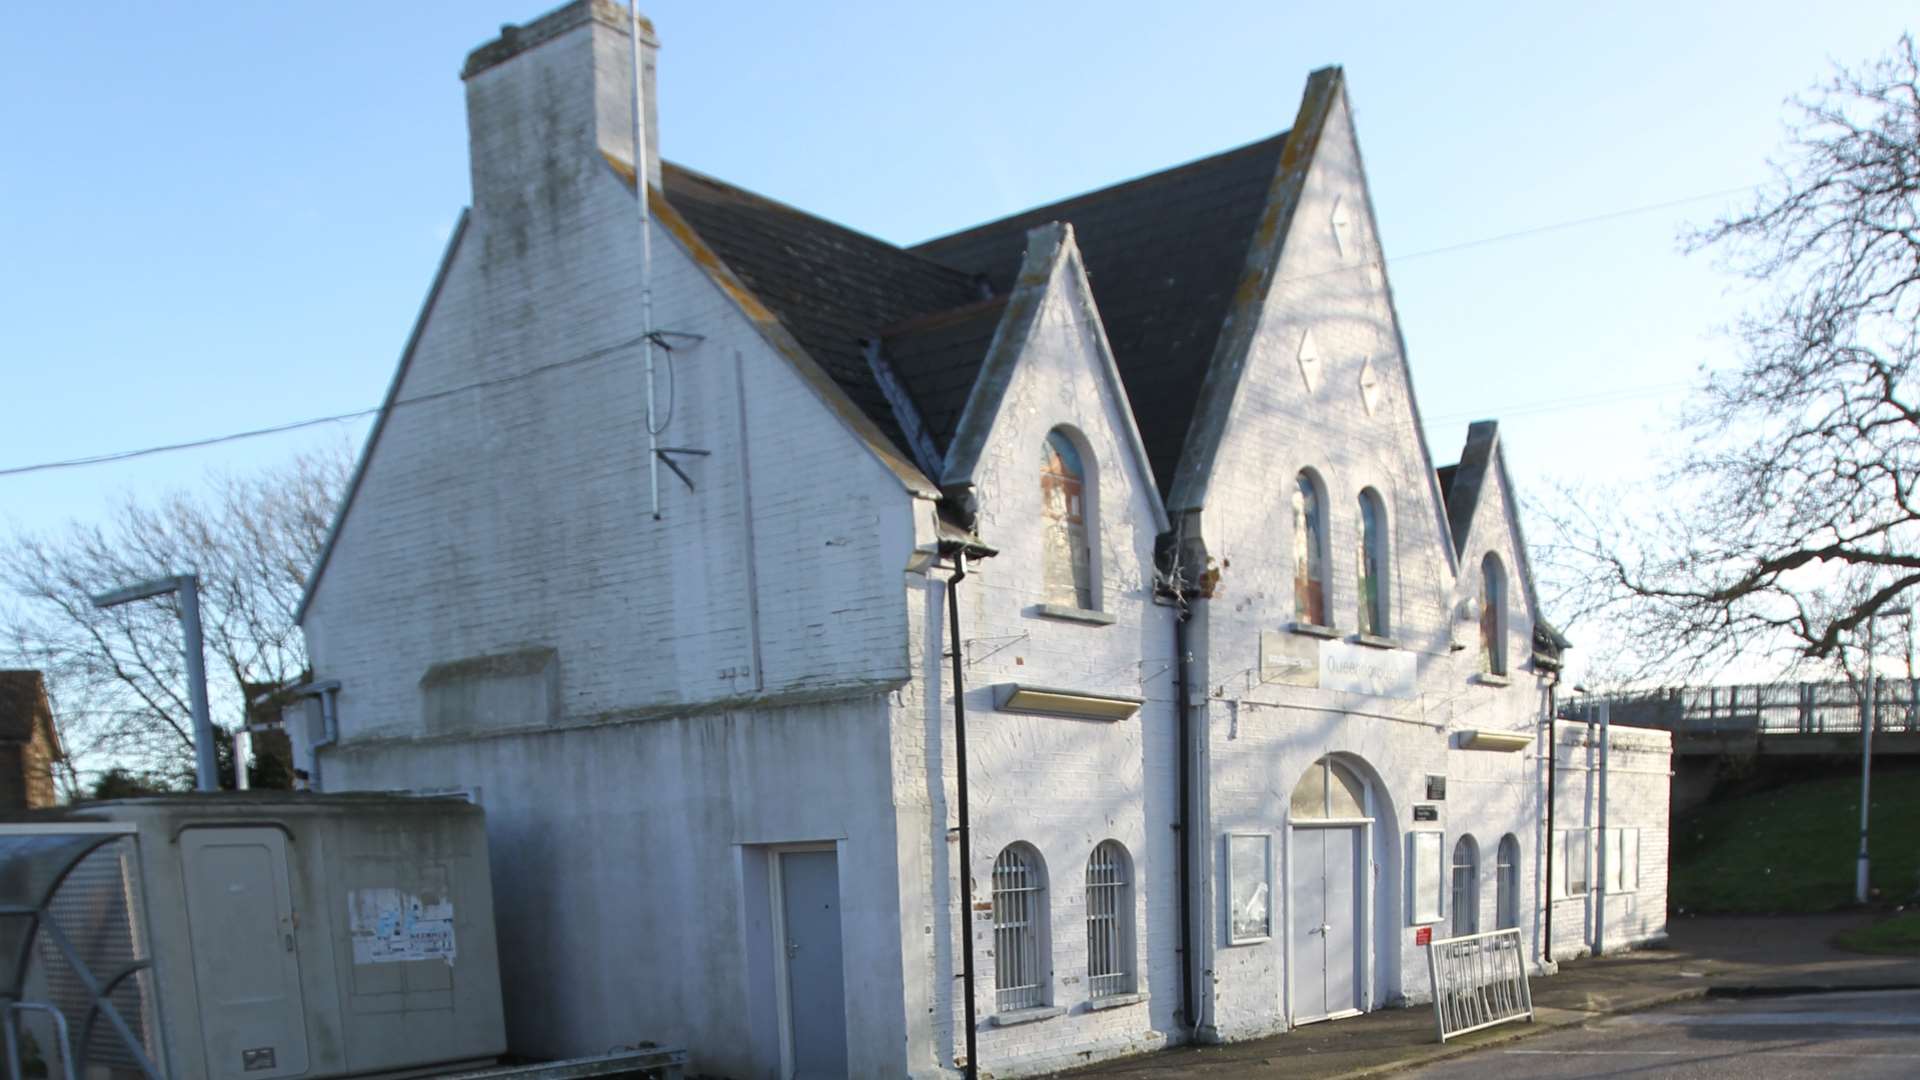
[876,299,1009,459]
[911,134,1289,494]
[661,163,985,460]
[1442,421,1498,557]
[659,135,1288,494]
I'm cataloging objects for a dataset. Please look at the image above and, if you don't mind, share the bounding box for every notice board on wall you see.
[1409,831,1443,924]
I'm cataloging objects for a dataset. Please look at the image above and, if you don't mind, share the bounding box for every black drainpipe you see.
[1174,596,1196,1035]
[946,552,979,1080]
[1544,673,1558,963]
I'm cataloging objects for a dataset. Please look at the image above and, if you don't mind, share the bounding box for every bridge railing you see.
[1577,679,1920,737]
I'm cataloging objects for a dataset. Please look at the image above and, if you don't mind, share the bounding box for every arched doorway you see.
[1287,756,1373,1025]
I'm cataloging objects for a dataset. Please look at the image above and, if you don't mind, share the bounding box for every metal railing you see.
[1424,927,1534,1042]
[4,1001,76,1080]
[1585,679,1920,736]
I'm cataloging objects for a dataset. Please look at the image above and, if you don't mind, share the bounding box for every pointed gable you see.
[912,135,1287,495]
[935,223,1165,531]
[1442,420,1563,663]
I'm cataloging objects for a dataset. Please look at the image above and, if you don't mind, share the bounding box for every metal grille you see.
[992,846,1047,1012]
[1495,835,1519,930]
[36,838,160,1071]
[1425,927,1534,1042]
[1449,836,1478,938]
[1085,842,1131,999]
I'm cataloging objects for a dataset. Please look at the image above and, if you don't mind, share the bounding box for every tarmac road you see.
[1403,990,1920,1079]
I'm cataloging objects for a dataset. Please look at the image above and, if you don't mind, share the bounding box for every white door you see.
[778,850,848,1079]
[1290,825,1365,1024]
[181,828,309,1079]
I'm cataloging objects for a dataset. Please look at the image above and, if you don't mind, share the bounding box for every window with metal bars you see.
[992,844,1049,1011]
[1496,834,1520,930]
[1084,841,1133,998]
[1450,835,1480,937]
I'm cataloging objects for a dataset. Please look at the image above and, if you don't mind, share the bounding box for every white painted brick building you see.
[294,3,1671,1077]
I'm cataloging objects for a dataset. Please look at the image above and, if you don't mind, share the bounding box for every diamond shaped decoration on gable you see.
[1330,196,1352,259]
[1358,357,1381,415]
[1296,329,1323,392]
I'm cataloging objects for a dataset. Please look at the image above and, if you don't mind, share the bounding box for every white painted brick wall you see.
[1180,91,1579,1039]
[305,17,916,744]
[1549,725,1673,959]
[302,16,927,1077]
[302,30,1674,1078]
[888,256,1179,1078]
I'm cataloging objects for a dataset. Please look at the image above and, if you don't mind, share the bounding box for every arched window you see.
[1293,470,1329,627]
[1041,429,1094,610]
[1357,488,1389,636]
[1481,553,1508,676]
[1450,836,1480,937]
[1289,756,1368,820]
[1085,841,1134,999]
[992,844,1049,1011]
[1496,834,1520,930]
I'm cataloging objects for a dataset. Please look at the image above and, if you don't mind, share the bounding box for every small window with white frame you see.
[992,844,1050,1012]
[1607,828,1640,893]
[1558,828,1590,898]
[1085,841,1134,999]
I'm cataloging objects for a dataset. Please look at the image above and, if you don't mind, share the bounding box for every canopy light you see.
[994,684,1142,722]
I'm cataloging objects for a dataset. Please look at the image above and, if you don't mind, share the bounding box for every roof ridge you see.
[908,131,1290,254]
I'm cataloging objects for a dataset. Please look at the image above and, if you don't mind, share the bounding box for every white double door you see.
[1289,824,1366,1024]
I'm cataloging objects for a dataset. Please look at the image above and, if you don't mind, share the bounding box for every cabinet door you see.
[182,828,310,1078]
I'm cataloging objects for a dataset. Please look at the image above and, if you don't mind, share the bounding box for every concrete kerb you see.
[1325,987,1711,1080]
[1264,977,1920,1080]
[1705,981,1920,998]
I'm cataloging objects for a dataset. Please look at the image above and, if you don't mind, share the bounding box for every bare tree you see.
[0,445,349,795]
[1546,37,1920,680]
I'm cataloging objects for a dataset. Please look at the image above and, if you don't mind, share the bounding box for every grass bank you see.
[1834,910,1920,955]
[1670,767,1920,914]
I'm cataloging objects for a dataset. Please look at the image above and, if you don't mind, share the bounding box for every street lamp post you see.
[90,574,217,793]
[1857,605,1911,905]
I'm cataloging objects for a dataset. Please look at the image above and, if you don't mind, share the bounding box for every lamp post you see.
[1857,605,1911,904]
[90,575,217,793]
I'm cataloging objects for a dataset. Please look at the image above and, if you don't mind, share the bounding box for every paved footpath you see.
[1050,914,1920,1079]
[1405,989,1920,1079]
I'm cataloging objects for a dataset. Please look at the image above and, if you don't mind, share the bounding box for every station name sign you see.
[1259,632,1417,700]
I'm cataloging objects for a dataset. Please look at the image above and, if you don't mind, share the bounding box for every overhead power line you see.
[0,334,651,479]
[0,181,1758,481]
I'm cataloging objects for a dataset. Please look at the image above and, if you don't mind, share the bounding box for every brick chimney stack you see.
[461,0,660,215]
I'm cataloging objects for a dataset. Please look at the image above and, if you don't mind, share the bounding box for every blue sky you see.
[1,0,1909,556]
